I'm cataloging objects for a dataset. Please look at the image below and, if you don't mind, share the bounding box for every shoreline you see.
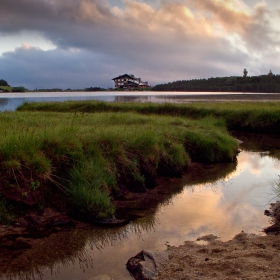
[127,202,280,280]
[2,91,280,99]
[155,231,280,280]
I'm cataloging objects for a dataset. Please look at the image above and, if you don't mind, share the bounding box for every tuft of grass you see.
[3,159,22,171]
[271,176,280,199]
[69,183,115,219]
[158,141,191,177]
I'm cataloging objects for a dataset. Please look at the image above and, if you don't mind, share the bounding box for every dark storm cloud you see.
[0,35,249,89]
[0,0,60,33]
[0,0,280,89]
[0,46,117,89]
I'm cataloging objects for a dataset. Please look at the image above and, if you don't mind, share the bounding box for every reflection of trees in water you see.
[127,215,159,236]
[143,161,238,233]
[268,150,280,161]
[0,228,94,280]
[232,132,280,162]
[0,227,130,279]
[0,218,160,280]
[232,131,280,151]
[183,162,237,187]
[1,160,237,280]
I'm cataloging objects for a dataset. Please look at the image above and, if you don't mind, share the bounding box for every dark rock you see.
[264,224,280,234]
[126,250,168,280]
[264,201,280,234]
[264,210,271,216]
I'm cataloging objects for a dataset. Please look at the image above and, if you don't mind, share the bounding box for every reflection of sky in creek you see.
[148,151,277,247]
[35,150,278,280]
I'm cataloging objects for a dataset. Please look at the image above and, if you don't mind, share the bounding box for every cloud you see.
[0,0,280,89]
[0,45,118,89]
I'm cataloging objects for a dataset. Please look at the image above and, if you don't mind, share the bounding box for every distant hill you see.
[0,79,27,92]
[0,79,12,92]
[152,74,280,93]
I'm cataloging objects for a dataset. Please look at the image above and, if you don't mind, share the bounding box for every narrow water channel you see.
[1,133,280,280]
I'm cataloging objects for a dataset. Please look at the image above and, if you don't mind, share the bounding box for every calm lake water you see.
[1,91,280,111]
[1,92,280,280]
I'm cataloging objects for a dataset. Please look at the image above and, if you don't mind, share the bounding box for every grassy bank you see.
[0,110,237,224]
[18,100,280,134]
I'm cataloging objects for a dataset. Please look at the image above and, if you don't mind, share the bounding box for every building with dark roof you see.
[112,74,150,90]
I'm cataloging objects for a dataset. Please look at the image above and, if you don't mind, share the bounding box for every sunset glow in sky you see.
[0,0,280,89]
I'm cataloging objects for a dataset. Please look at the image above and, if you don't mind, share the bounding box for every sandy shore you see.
[128,202,280,280]
[155,232,280,280]
[155,202,280,280]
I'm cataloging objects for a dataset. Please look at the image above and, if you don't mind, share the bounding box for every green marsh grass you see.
[18,100,280,134]
[0,86,12,92]
[0,110,238,222]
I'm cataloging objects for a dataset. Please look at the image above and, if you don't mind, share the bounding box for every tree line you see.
[152,73,280,93]
[0,79,9,87]
[0,79,27,92]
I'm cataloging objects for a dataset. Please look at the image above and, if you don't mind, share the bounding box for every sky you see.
[0,0,280,90]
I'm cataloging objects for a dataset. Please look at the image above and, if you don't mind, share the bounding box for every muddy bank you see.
[0,160,238,279]
[0,159,236,233]
[154,231,280,280]
[127,202,280,280]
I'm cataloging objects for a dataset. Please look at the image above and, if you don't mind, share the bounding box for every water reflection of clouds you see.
[155,185,269,245]
[2,150,279,280]
[225,151,279,180]
[152,150,279,245]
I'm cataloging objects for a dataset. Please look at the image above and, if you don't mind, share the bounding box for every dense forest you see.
[152,72,280,93]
